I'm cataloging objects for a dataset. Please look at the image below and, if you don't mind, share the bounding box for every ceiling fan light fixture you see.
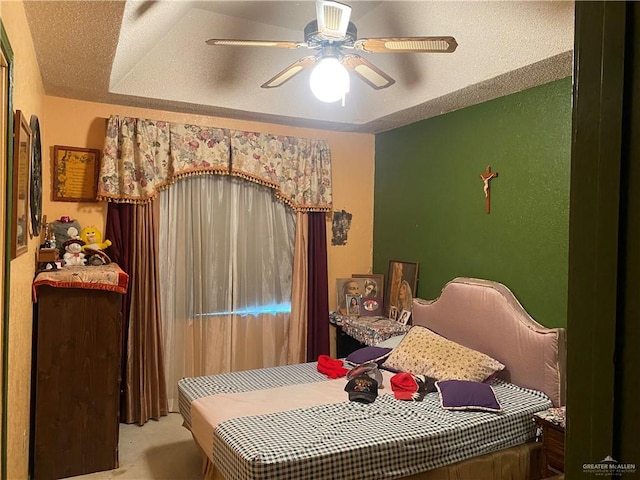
[309,56,350,103]
[206,1,458,96]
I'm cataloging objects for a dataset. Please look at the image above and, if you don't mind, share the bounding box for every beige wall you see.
[1,1,46,478]
[1,0,375,476]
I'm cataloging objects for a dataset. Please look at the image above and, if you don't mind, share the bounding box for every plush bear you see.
[63,238,87,266]
[80,226,112,252]
[80,226,112,265]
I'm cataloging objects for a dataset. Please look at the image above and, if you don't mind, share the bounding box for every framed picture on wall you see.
[384,260,419,317]
[11,110,31,259]
[52,145,101,202]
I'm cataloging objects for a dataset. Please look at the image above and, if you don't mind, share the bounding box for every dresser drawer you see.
[534,407,566,477]
[545,425,565,470]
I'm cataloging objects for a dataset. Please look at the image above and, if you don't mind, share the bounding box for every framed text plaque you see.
[52,145,101,202]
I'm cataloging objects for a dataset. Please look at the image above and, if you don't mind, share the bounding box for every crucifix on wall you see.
[479,166,498,214]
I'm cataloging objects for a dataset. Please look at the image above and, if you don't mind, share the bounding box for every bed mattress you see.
[178,362,327,429]
[178,362,552,480]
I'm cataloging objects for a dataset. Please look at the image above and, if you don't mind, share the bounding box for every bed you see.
[178,277,566,480]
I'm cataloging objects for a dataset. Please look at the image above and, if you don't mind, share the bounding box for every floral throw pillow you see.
[382,326,504,382]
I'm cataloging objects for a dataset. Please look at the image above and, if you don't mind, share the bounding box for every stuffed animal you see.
[63,238,87,266]
[80,226,112,252]
[50,217,82,258]
[85,248,111,266]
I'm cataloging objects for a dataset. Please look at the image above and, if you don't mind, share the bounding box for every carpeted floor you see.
[65,413,202,479]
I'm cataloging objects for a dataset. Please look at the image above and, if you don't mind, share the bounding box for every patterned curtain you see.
[99,115,332,213]
[100,115,333,423]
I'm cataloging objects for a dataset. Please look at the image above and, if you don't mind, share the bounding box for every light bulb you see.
[309,57,350,103]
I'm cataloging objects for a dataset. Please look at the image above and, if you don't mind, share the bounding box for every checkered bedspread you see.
[178,363,552,480]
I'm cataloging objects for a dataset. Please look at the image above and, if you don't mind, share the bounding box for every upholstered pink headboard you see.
[412,277,566,406]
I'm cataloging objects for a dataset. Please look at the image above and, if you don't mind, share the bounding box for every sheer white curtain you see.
[159,175,296,411]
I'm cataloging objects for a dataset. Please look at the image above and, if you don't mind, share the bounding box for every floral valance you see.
[98,115,333,212]
[230,131,332,212]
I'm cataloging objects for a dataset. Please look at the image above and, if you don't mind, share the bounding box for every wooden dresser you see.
[31,264,129,479]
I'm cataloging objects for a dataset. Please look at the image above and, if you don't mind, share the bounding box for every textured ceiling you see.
[24,0,575,133]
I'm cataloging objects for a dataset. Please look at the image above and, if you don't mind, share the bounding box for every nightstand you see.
[534,406,566,478]
[329,313,410,358]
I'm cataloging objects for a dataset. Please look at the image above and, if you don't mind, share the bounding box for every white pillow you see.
[376,334,407,349]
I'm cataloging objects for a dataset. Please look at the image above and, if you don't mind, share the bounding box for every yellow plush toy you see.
[80,226,112,252]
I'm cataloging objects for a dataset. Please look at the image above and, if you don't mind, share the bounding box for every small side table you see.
[534,406,566,478]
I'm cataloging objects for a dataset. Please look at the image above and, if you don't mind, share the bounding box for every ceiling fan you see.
[205,0,458,102]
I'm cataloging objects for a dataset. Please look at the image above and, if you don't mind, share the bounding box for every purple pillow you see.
[345,346,392,366]
[436,380,503,413]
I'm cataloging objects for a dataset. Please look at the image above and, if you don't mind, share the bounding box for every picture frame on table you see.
[398,309,412,325]
[352,273,384,316]
[11,110,31,259]
[384,260,419,317]
[352,273,384,299]
[346,294,361,316]
[52,145,101,202]
[389,306,398,321]
[336,277,363,315]
[359,297,383,317]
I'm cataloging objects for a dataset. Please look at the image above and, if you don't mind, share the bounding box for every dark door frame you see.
[567,1,640,477]
[0,18,14,480]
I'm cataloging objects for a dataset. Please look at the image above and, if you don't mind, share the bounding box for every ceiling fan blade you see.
[354,36,458,54]
[261,56,317,88]
[316,0,352,39]
[133,0,157,19]
[206,39,307,49]
[342,54,395,90]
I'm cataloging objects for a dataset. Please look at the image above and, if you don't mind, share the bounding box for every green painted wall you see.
[373,77,572,328]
